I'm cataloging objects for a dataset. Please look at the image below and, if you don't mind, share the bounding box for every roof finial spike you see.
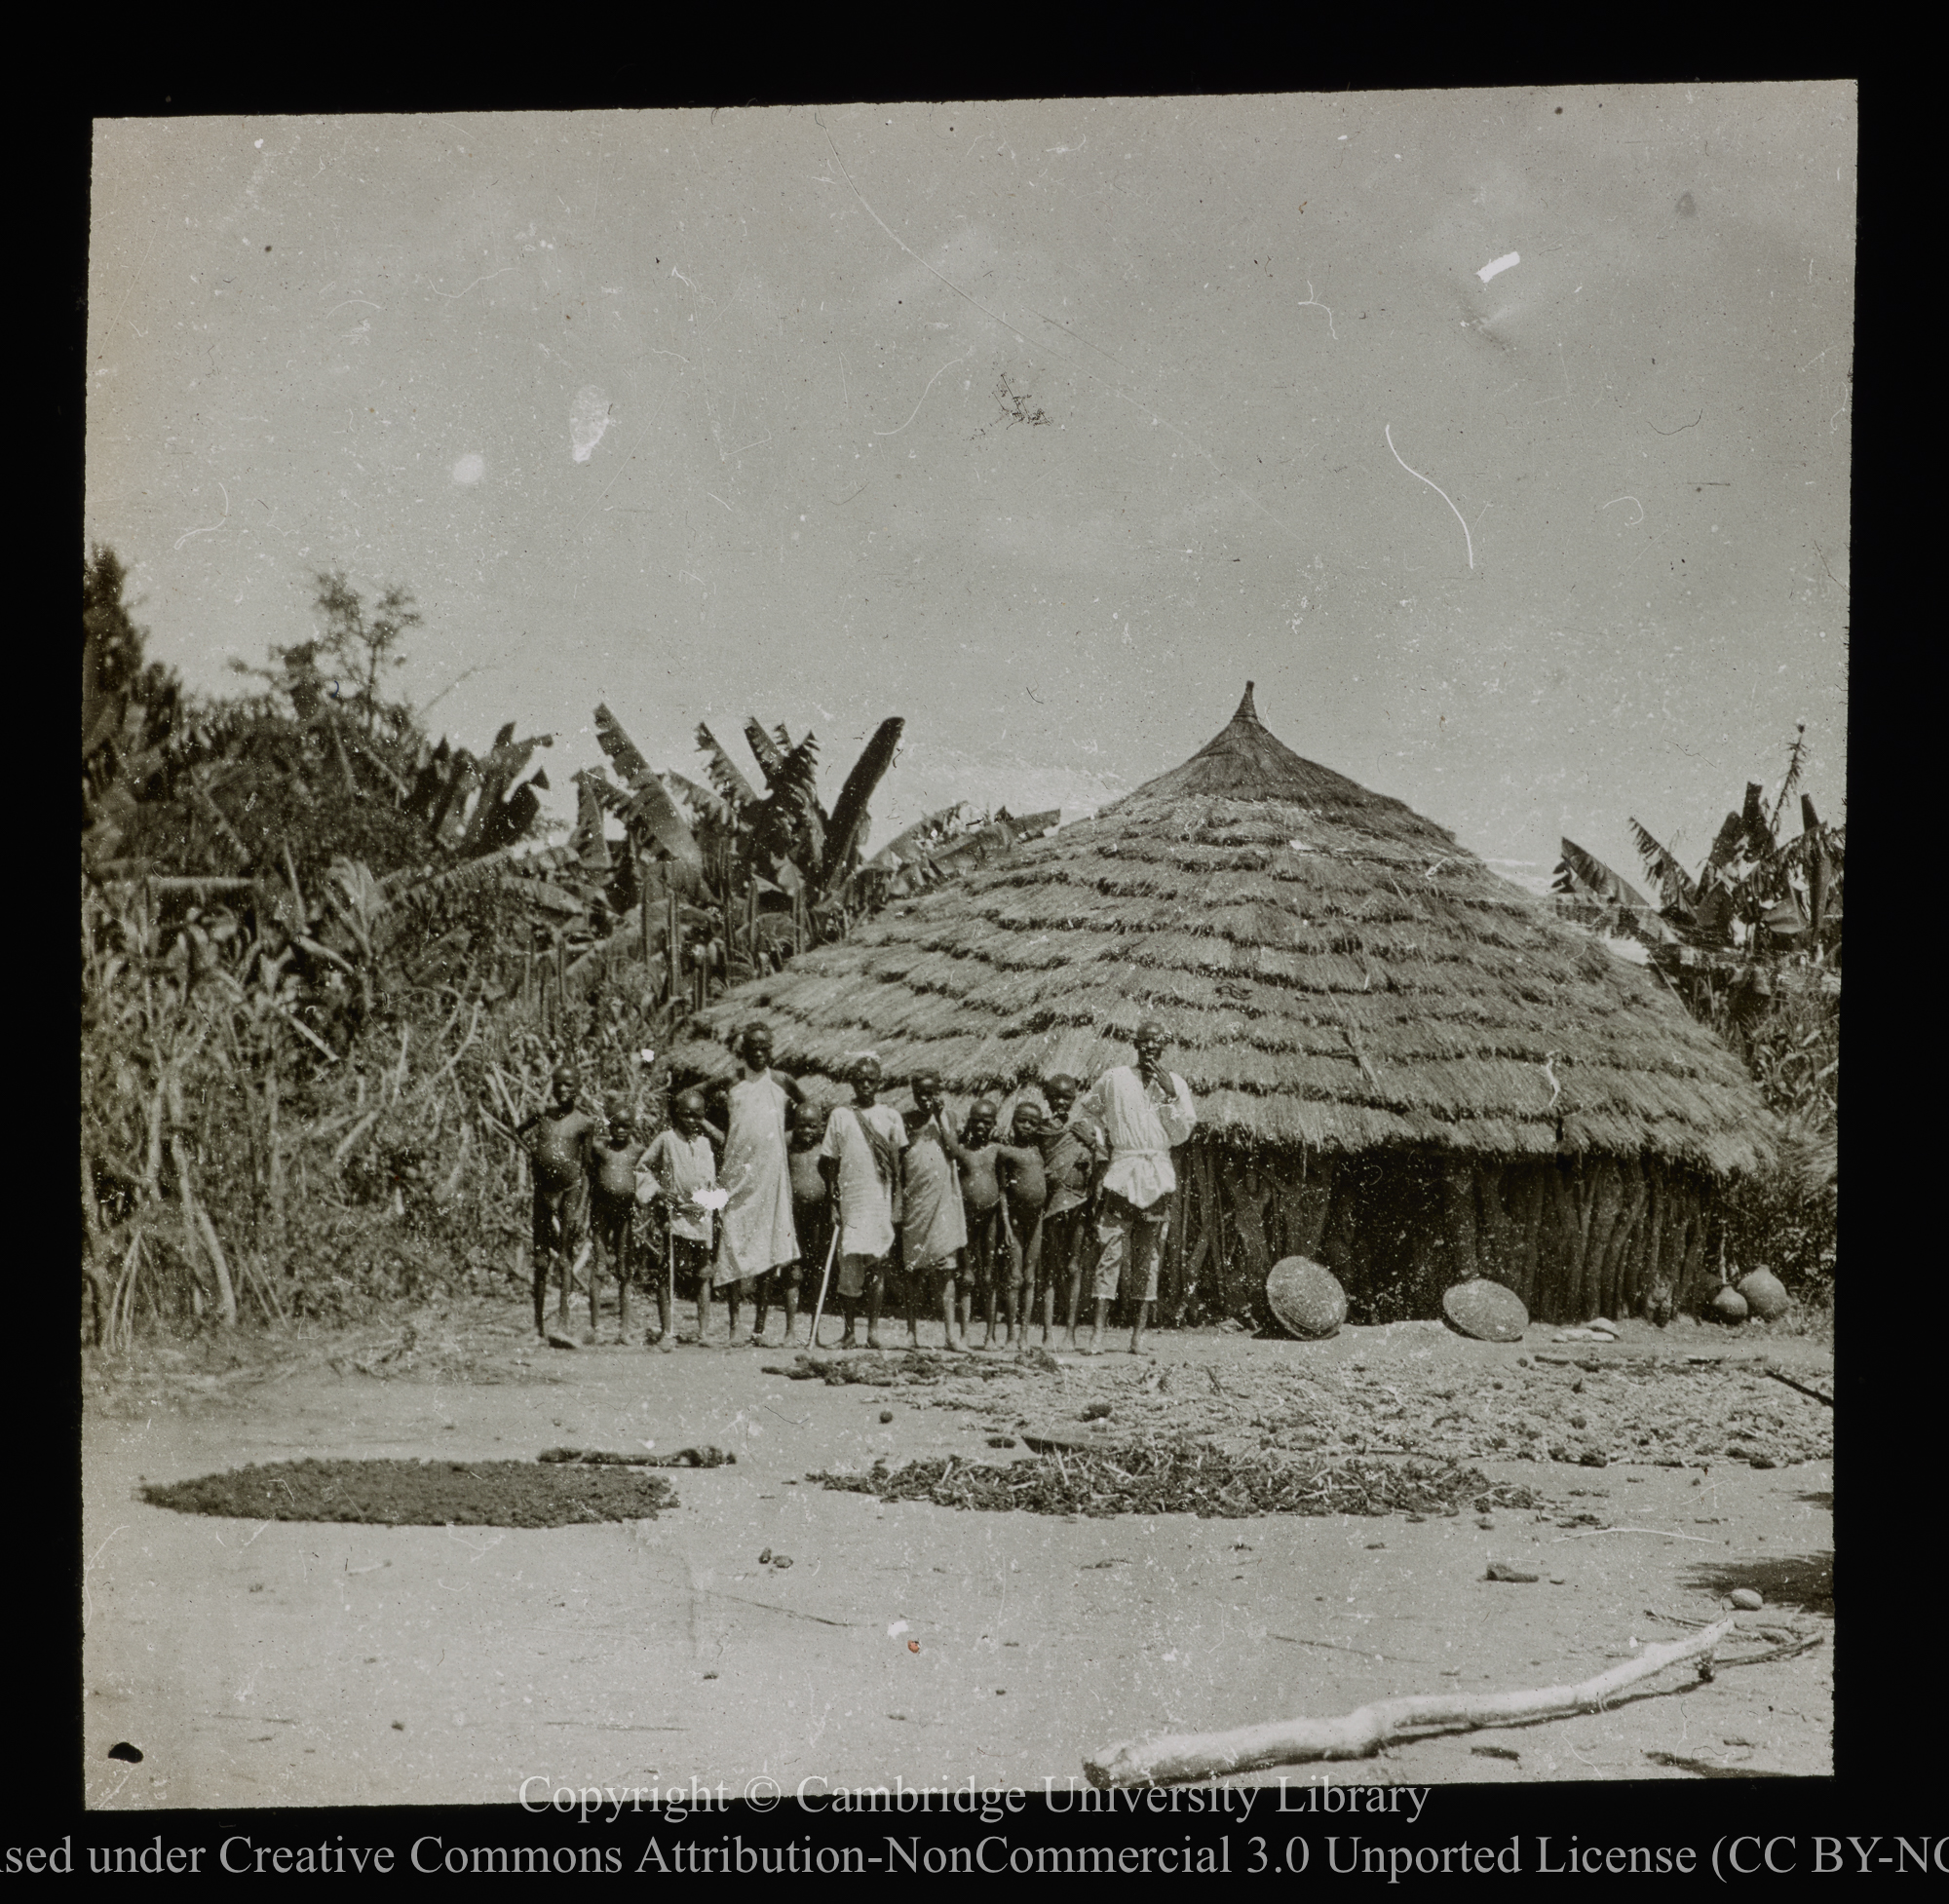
[1232,680,1260,725]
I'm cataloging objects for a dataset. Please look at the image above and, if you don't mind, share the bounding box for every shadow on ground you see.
[1682,1547,1833,1611]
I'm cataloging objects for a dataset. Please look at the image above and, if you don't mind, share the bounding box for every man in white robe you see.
[819,1055,906,1349]
[1078,1019,1198,1354]
[709,1023,801,1346]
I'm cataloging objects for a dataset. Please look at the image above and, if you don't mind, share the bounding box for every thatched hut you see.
[669,686,1771,1326]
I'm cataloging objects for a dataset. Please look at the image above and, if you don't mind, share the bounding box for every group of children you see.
[517,1027,1124,1355]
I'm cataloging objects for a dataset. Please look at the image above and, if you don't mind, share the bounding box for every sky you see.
[85,86,1853,888]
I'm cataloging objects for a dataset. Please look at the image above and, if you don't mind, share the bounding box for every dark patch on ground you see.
[539,1445,735,1467]
[810,1443,1543,1520]
[763,1349,1057,1387]
[1682,1548,1835,1612]
[140,1457,678,1528]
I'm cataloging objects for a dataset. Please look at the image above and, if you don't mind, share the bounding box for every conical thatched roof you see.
[672,685,1770,1173]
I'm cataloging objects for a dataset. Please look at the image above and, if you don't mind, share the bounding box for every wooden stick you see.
[1763,1363,1835,1408]
[1083,1618,1737,1788]
[558,1239,592,1328]
[808,1223,843,1348]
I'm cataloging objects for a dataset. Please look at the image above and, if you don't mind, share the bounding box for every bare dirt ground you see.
[82,1292,1833,1809]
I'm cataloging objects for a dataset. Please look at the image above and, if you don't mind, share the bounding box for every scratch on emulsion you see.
[1384,429,1473,570]
[173,483,231,552]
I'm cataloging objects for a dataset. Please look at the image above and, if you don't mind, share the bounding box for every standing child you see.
[516,1063,598,1340]
[900,1071,969,1350]
[1035,1075,1106,1349]
[635,1090,718,1351]
[757,1101,829,1347]
[997,1100,1051,1352]
[941,1098,1040,1350]
[818,1056,906,1349]
[588,1092,646,1343]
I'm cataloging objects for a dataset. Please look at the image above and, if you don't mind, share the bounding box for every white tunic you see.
[1079,1064,1198,1211]
[820,1102,907,1259]
[713,1073,798,1285]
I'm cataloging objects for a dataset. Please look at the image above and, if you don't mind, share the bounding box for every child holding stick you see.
[635,1091,719,1350]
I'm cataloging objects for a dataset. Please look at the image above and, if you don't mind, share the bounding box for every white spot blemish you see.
[570,385,613,463]
[888,1619,910,1638]
[1476,251,1520,284]
[452,453,485,485]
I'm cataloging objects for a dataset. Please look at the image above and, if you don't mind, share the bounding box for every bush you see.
[1721,1118,1837,1307]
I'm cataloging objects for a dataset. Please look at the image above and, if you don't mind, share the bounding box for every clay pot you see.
[1709,1285,1750,1325]
[1737,1268,1790,1321]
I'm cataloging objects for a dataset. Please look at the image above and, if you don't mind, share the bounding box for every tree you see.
[83,545,187,863]
[303,569,422,741]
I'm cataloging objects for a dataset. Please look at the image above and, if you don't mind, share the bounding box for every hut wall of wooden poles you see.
[1148,1141,1719,1327]
[669,685,1768,1326]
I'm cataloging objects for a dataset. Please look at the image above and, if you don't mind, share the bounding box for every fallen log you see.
[1083,1617,1736,1788]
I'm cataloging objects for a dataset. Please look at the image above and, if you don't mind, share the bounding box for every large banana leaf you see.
[592,703,654,784]
[1553,838,1653,909]
[661,770,738,833]
[1739,781,1774,858]
[1552,839,1676,943]
[462,726,550,852]
[1626,817,1698,913]
[475,780,544,857]
[625,775,704,869]
[696,723,759,810]
[747,731,824,873]
[822,716,904,893]
[571,772,613,872]
[586,705,703,868]
[866,801,967,872]
[743,717,787,786]
[1705,811,1745,869]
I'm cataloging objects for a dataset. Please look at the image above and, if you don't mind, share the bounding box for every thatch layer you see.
[672,686,1771,1173]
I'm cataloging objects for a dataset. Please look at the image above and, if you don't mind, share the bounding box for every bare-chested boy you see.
[1036,1074,1106,1349]
[635,1089,718,1350]
[941,1098,1040,1350]
[998,1101,1050,1352]
[516,1063,598,1339]
[754,1100,828,1347]
[819,1056,905,1349]
[588,1092,645,1343]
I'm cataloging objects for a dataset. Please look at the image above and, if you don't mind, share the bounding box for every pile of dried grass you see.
[141,1456,678,1528]
[810,1442,1542,1520]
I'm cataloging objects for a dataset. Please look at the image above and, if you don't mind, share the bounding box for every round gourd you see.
[1266,1257,1348,1339]
[1442,1277,1529,1343]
